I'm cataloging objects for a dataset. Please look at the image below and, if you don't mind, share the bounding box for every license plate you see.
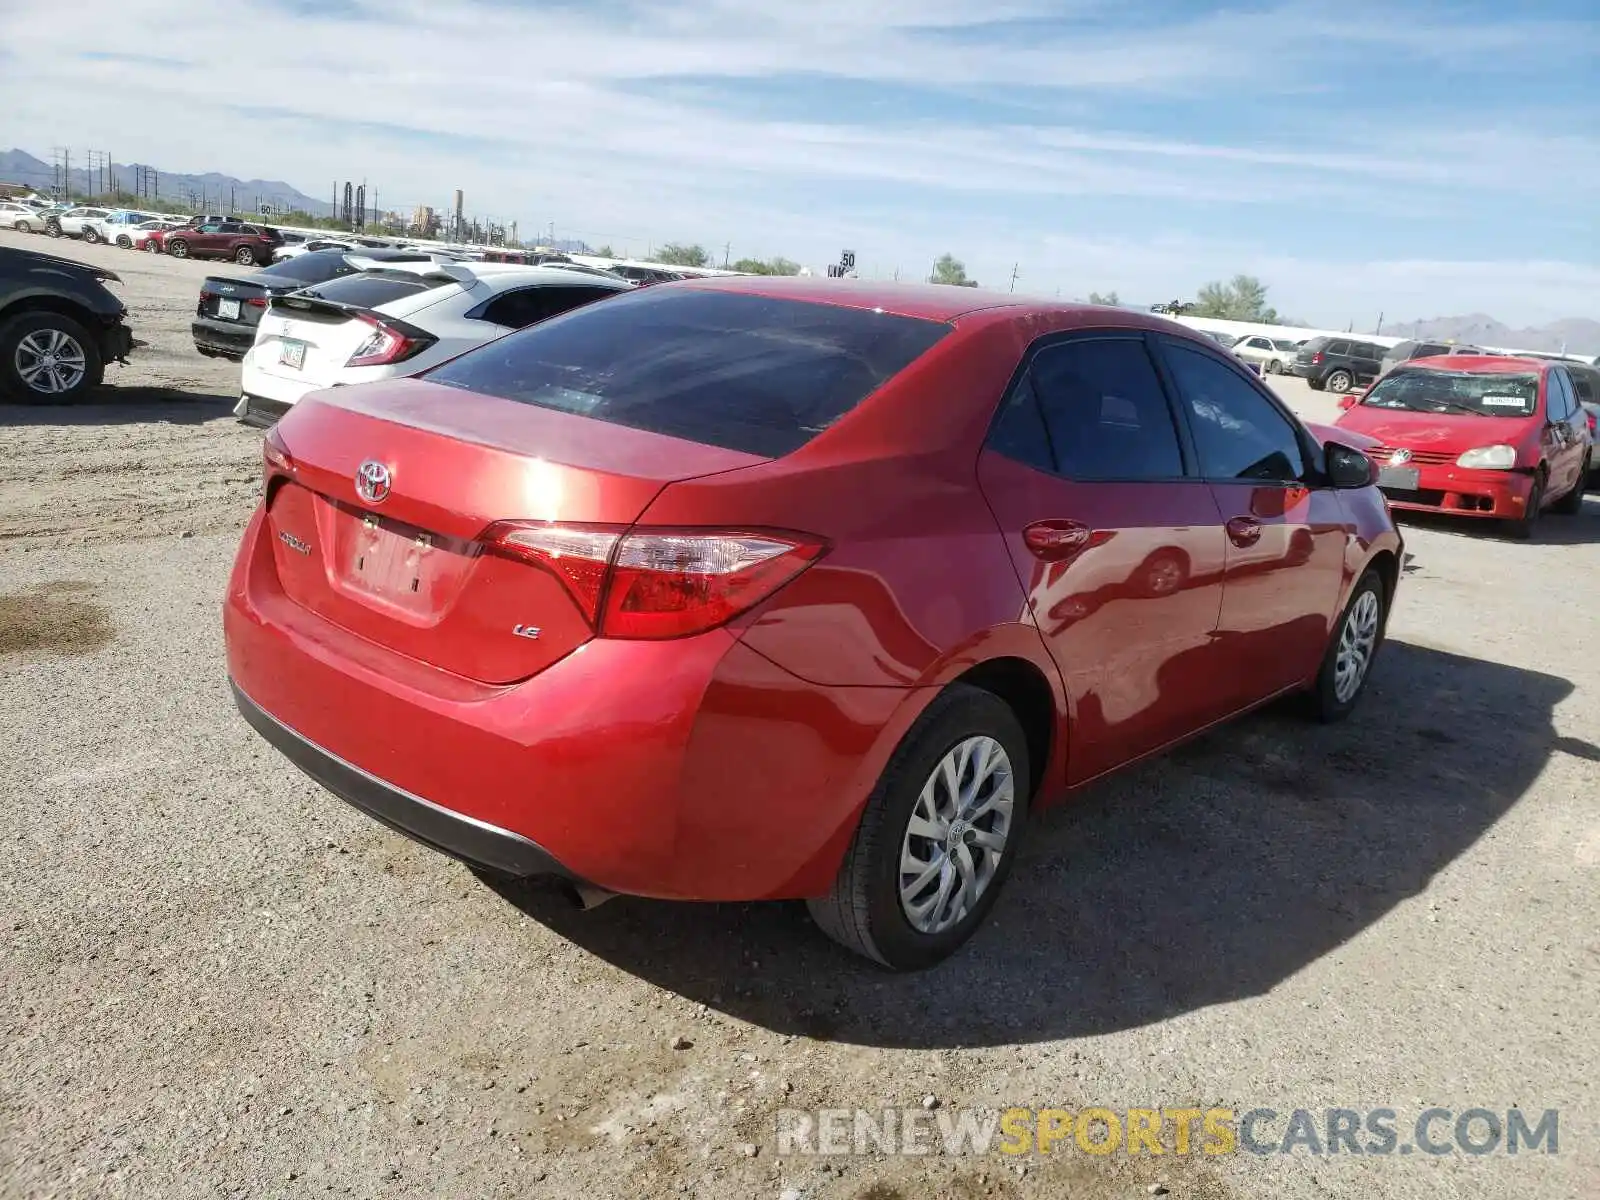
[217,298,241,320]
[279,339,307,369]
[1377,466,1420,490]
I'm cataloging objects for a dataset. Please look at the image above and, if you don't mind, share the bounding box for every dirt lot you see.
[2,228,1596,1200]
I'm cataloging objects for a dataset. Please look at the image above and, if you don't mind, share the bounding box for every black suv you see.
[1292,336,1385,392]
[1379,339,1485,375]
[0,246,135,403]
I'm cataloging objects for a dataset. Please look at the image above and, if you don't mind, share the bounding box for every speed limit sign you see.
[840,250,856,272]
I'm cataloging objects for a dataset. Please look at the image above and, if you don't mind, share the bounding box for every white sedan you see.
[1232,334,1301,375]
[235,260,634,425]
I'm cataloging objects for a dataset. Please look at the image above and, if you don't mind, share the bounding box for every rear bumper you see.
[192,318,255,358]
[223,505,922,900]
[1379,465,1534,518]
[234,392,291,427]
[232,679,577,880]
[240,357,319,408]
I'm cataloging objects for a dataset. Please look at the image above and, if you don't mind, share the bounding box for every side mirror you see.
[1337,393,1358,409]
[1325,442,1375,489]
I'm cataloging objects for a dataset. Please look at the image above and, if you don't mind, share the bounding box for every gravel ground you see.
[2,229,1596,1200]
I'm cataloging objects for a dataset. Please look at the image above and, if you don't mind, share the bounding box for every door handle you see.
[1022,520,1092,561]
[1226,516,1263,547]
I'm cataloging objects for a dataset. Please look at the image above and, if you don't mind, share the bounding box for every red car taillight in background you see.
[345,314,438,368]
[1587,412,1596,439]
[483,522,827,639]
[1311,352,1324,364]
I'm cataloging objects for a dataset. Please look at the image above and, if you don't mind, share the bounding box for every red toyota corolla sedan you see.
[1334,355,1591,537]
[224,278,1403,970]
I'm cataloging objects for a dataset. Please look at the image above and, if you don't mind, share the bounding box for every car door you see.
[1544,369,1586,495]
[1153,335,1349,709]
[976,332,1231,785]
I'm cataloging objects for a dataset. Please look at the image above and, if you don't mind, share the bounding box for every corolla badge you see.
[1388,449,1412,466]
[355,460,392,504]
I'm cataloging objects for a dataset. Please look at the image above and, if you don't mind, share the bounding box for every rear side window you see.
[1022,338,1185,480]
[424,289,950,458]
[475,285,621,329]
[257,250,356,286]
[1327,340,1351,356]
[1299,337,1328,354]
[301,271,449,309]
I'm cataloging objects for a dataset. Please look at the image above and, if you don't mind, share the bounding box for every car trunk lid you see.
[200,274,273,329]
[261,379,768,684]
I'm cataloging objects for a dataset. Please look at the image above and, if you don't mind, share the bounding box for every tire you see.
[1325,368,1353,393]
[1307,376,1325,392]
[82,226,101,244]
[45,220,62,238]
[116,235,132,249]
[0,312,105,404]
[144,240,162,254]
[1507,472,1545,539]
[1305,568,1386,722]
[807,683,1032,971]
[1266,359,1284,375]
[167,238,189,259]
[1551,458,1586,515]
[15,220,31,234]
[234,245,257,266]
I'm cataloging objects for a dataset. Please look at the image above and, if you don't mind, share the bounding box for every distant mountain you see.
[0,148,333,217]
[1378,312,1600,357]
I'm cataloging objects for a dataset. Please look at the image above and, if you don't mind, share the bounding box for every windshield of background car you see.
[1361,369,1540,417]
[424,288,952,458]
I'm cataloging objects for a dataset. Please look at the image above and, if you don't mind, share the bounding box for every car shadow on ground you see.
[487,640,1593,1048]
[0,387,235,426]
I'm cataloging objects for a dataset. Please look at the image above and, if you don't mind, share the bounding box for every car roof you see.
[356,259,633,287]
[1401,354,1550,374]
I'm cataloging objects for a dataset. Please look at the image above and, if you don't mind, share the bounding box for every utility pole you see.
[1009,263,1020,293]
[723,242,731,269]
[1375,311,1384,335]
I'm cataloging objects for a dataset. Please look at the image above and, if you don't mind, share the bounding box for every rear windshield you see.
[423,289,952,457]
[296,270,449,309]
[257,250,357,286]
[1361,369,1540,417]
[1298,337,1328,353]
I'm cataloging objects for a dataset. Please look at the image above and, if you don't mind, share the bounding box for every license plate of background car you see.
[279,339,307,369]
[1377,467,1420,490]
[217,298,241,320]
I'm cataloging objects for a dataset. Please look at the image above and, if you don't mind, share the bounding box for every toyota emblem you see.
[1388,449,1412,466]
[355,460,392,504]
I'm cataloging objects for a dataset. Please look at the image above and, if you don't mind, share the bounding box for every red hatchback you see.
[1334,356,1591,537]
[224,278,1403,969]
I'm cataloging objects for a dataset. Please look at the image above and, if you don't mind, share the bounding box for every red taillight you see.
[1311,352,1324,364]
[246,296,267,308]
[482,522,827,639]
[263,426,294,477]
[1587,412,1596,437]
[345,314,437,368]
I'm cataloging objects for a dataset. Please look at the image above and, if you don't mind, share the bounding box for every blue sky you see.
[5,0,1598,325]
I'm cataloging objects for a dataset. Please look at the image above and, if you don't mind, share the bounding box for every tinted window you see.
[257,249,360,286]
[1548,371,1573,420]
[425,289,950,458]
[1024,338,1185,480]
[1163,341,1306,481]
[986,375,1054,472]
[297,271,448,309]
[1418,343,1450,358]
[476,285,620,329]
[1299,337,1329,355]
[1568,368,1597,404]
[1327,340,1351,356]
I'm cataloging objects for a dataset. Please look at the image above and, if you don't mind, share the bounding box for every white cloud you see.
[3,0,1596,323]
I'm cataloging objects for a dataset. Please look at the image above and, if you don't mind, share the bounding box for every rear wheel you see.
[1266,359,1283,374]
[167,238,189,259]
[807,683,1030,971]
[15,219,32,234]
[1306,568,1385,722]
[1325,368,1353,392]
[0,312,104,404]
[1551,458,1587,514]
[116,235,132,249]
[81,226,101,244]
[234,245,257,266]
[1507,472,1545,539]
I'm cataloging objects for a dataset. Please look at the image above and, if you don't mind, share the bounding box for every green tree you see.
[930,254,977,287]
[594,244,616,258]
[1088,290,1120,306]
[654,242,710,268]
[1191,274,1280,323]
[730,256,802,276]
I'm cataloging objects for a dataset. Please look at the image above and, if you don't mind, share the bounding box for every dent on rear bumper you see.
[223,507,923,901]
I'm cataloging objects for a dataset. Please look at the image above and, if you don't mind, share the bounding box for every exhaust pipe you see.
[567,881,618,910]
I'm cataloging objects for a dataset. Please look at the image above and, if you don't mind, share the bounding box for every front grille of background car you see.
[1367,445,1455,466]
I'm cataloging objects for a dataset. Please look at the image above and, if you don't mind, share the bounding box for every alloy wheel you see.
[898,735,1015,935]
[15,328,88,396]
[1333,589,1380,704]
